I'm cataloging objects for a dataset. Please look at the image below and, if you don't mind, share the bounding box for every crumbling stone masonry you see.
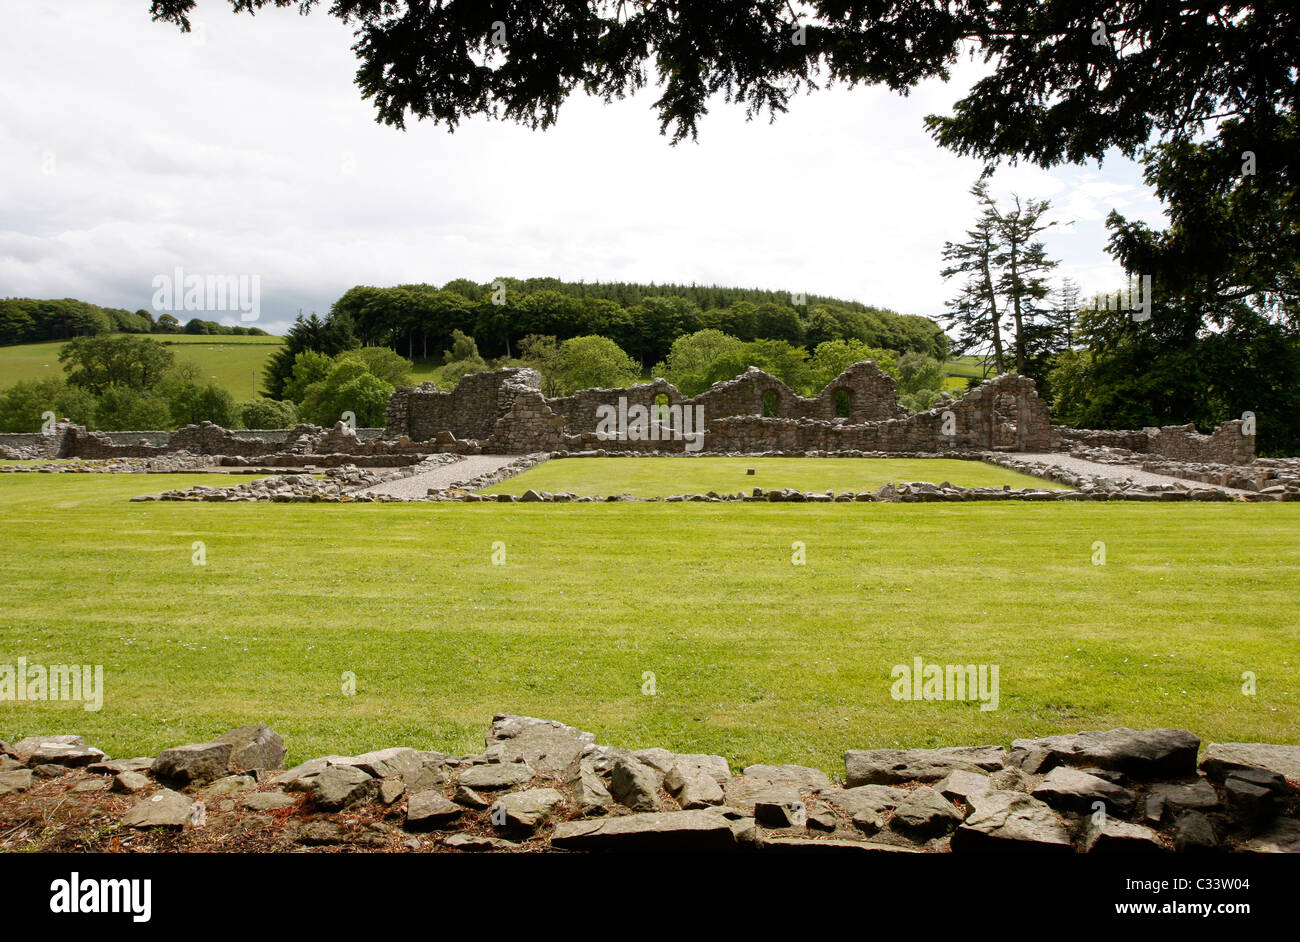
[383,364,1252,461]
[2,362,1256,465]
[1057,422,1254,465]
[387,366,1098,457]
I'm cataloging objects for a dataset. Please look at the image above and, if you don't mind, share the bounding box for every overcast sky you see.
[0,0,1168,335]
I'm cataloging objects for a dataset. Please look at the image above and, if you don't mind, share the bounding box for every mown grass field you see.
[0,335,283,399]
[479,457,1067,497]
[1,470,1296,774]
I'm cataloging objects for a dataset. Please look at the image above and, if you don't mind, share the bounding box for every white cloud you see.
[0,0,1168,334]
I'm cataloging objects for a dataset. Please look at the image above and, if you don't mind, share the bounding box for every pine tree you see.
[941,182,1006,375]
[994,194,1057,375]
[941,182,1063,382]
[1050,278,1081,351]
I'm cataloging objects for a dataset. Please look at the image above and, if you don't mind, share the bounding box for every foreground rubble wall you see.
[2,719,1296,853]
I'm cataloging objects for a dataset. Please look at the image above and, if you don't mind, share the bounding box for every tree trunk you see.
[1008,231,1025,375]
[980,236,1005,375]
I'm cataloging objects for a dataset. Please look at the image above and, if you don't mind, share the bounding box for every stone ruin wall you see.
[1057,420,1254,465]
[391,367,1064,456]
[7,362,1256,464]
[392,368,537,443]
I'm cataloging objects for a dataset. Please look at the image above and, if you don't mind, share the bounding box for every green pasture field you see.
[1,471,1295,774]
[0,335,283,399]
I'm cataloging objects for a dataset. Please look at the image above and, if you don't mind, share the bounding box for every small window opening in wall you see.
[762,389,779,418]
[834,388,851,418]
[652,392,671,427]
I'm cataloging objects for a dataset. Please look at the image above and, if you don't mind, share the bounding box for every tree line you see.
[325,278,948,372]
[0,297,270,346]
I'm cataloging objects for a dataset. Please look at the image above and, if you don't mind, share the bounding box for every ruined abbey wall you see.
[5,362,1256,464]
[385,366,1066,456]
[1056,421,1254,465]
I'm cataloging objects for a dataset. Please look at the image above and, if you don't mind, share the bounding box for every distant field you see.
[480,457,1067,498]
[945,355,991,380]
[0,334,283,399]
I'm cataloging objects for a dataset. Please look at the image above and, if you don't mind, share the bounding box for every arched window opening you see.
[762,389,779,418]
[834,388,852,418]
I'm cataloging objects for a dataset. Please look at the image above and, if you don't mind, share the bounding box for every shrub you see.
[299,358,394,427]
[807,340,899,392]
[549,335,640,395]
[93,387,173,431]
[167,382,240,428]
[897,352,945,397]
[651,329,743,396]
[240,397,298,429]
[0,379,98,432]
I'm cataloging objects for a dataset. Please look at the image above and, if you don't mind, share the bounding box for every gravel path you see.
[355,455,525,498]
[1005,452,1255,495]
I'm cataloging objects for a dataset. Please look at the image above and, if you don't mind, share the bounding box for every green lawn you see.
[480,457,1067,497]
[1,473,1295,774]
[0,335,283,400]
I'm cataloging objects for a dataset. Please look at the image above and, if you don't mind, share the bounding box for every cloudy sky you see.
[0,0,1167,335]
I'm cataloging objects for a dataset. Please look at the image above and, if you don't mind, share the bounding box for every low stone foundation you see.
[2,719,1296,853]
[1058,421,1254,465]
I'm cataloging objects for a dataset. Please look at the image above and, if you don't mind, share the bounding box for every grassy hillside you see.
[0,334,283,400]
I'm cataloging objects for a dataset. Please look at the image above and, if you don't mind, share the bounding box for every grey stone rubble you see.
[134,455,460,503]
[986,452,1277,500]
[132,462,1269,506]
[433,474,1256,503]
[1,720,1297,853]
[4,365,1256,469]
[22,452,1279,504]
[0,454,219,473]
[6,366,1278,501]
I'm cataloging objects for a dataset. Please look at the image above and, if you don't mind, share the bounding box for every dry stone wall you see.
[2,719,1297,853]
